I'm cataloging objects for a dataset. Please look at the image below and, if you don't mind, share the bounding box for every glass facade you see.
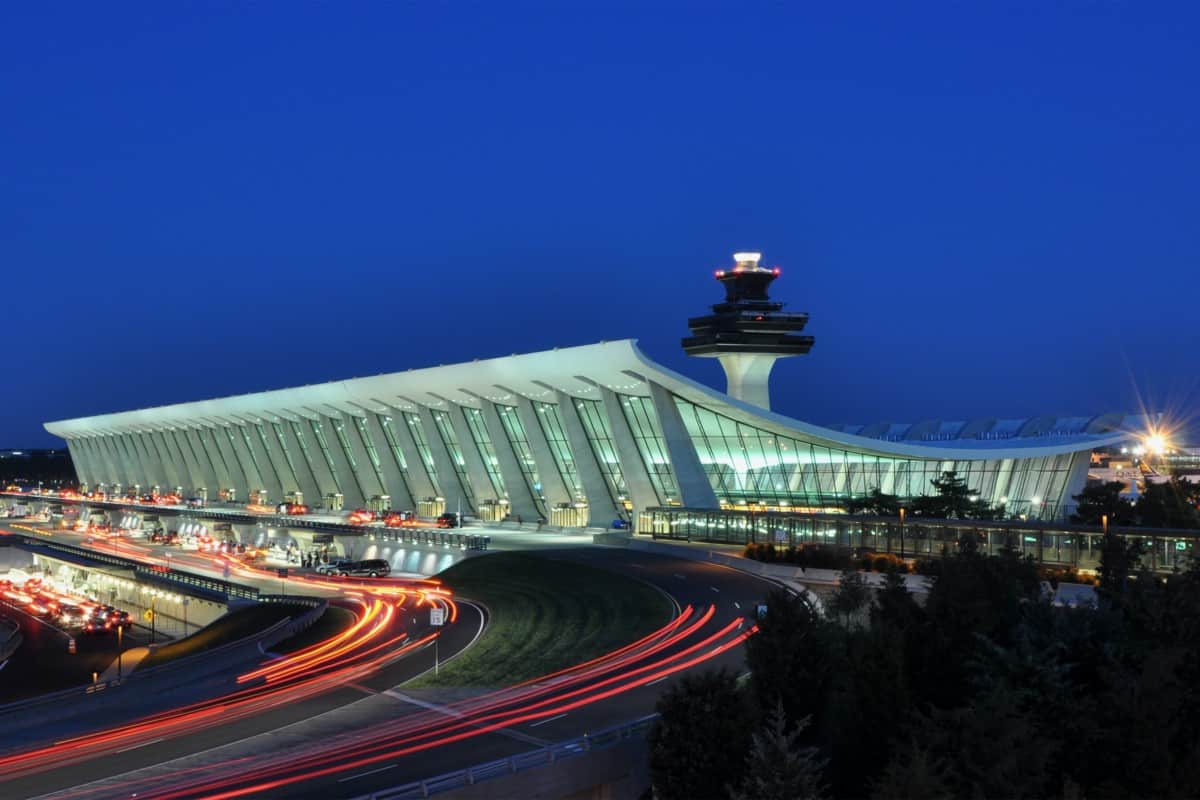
[462,407,506,497]
[269,422,300,491]
[574,398,629,510]
[288,420,325,492]
[376,415,415,485]
[642,507,1195,575]
[674,396,1076,519]
[535,401,585,502]
[328,417,369,500]
[430,409,475,506]
[353,416,389,496]
[619,394,680,505]
[403,412,439,495]
[308,419,342,492]
[495,404,545,509]
[256,422,296,490]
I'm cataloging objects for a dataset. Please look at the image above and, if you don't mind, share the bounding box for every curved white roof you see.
[45,339,1134,461]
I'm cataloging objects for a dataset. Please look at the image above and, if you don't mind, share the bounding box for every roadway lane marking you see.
[337,763,398,783]
[383,690,465,717]
[734,602,741,609]
[529,713,568,728]
[644,676,670,687]
[348,682,378,695]
[673,573,686,580]
[117,737,164,753]
[710,586,720,593]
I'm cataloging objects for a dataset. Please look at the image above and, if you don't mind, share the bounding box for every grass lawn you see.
[137,602,317,671]
[408,552,673,688]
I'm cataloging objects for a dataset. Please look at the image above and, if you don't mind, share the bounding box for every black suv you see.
[325,559,391,578]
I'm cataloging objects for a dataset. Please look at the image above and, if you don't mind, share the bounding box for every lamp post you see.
[899,507,906,560]
[1102,513,1109,537]
[116,624,123,682]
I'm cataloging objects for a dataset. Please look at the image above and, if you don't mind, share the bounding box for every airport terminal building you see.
[44,253,1140,528]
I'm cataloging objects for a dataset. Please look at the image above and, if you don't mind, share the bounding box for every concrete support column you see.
[384,407,438,504]
[223,423,266,500]
[479,403,540,520]
[599,388,658,514]
[148,431,185,491]
[237,421,284,504]
[417,405,472,513]
[714,353,780,410]
[206,424,248,497]
[648,382,718,508]
[93,437,125,487]
[361,413,415,511]
[187,427,227,496]
[448,406,500,504]
[273,419,323,506]
[65,439,94,487]
[337,414,386,501]
[254,420,300,497]
[116,433,153,490]
[555,392,622,527]
[318,415,366,508]
[128,433,163,490]
[167,430,204,495]
[74,438,103,486]
[283,417,338,501]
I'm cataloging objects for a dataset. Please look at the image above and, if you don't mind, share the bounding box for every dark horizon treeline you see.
[0,450,74,486]
[649,534,1200,799]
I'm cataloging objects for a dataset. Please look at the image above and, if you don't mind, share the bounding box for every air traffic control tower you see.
[682,251,814,410]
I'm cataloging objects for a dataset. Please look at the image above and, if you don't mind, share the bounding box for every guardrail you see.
[0,596,328,726]
[353,714,660,800]
[4,532,258,601]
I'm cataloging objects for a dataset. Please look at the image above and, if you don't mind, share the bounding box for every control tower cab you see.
[682,251,814,410]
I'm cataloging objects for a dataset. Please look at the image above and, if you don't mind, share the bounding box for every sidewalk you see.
[98,645,151,682]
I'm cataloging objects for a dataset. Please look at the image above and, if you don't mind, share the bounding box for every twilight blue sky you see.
[2,3,1198,447]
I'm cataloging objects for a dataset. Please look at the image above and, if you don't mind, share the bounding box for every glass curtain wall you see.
[402,412,439,493]
[376,415,416,487]
[618,394,680,505]
[461,408,506,497]
[534,402,585,502]
[331,418,369,502]
[256,423,298,491]
[288,420,329,493]
[673,395,1075,518]
[494,404,545,510]
[574,398,629,511]
[430,409,475,506]
[352,417,390,497]
[308,420,342,493]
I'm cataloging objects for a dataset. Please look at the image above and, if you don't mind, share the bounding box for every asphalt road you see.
[0,535,779,799]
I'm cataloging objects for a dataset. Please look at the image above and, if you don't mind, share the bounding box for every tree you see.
[869,738,955,800]
[730,704,827,800]
[1096,532,1145,599]
[830,567,871,627]
[843,488,901,516]
[871,564,923,631]
[1135,477,1200,529]
[744,587,833,729]
[1071,480,1135,525]
[911,470,1002,519]
[648,670,754,800]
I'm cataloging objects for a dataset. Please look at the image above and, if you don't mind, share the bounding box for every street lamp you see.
[899,507,906,560]
[1102,513,1109,536]
[116,624,123,682]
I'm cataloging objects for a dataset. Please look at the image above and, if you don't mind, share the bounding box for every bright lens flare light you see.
[1143,432,1169,456]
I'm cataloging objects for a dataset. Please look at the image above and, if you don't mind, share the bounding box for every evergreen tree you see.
[869,739,955,800]
[647,670,753,800]
[1096,532,1145,600]
[830,567,871,627]
[730,704,828,800]
[744,587,833,730]
[1070,480,1135,524]
[1135,477,1200,529]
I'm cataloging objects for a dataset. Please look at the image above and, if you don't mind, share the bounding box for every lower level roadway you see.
[7,547,777,799]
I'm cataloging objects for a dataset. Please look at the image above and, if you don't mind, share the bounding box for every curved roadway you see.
[0,535,777,800]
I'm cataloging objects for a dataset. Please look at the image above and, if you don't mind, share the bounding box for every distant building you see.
[44,252,1147,525]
